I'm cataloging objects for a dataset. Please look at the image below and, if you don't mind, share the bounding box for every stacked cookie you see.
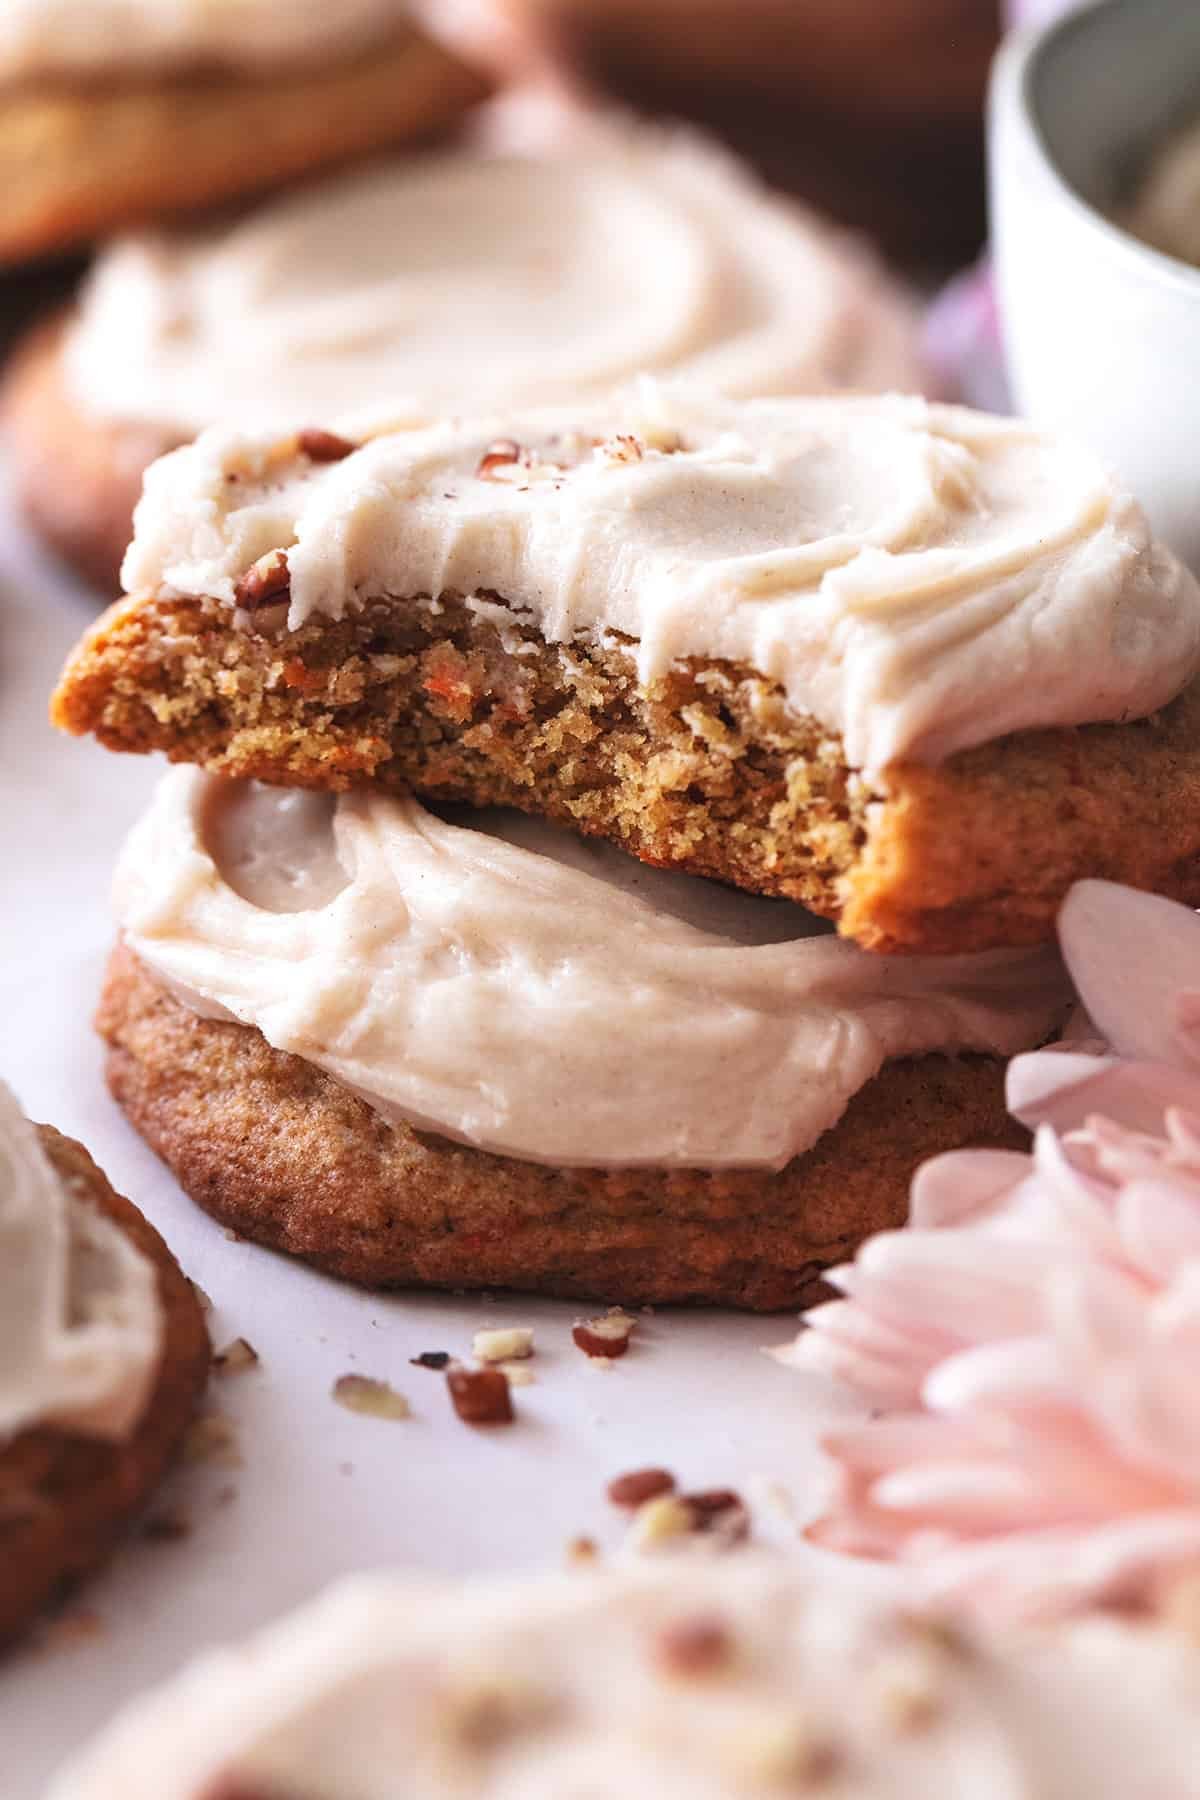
[52,383,1200,1309]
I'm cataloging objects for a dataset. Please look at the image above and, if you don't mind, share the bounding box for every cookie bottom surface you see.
[0,1127,210,1647]
[98,943,1027,1312]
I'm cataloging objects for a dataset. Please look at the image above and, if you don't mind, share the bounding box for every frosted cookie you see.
[0,2,488,267]
[52,386,1200,954]
[91,770,1064,1308]
[3,129,925,590]
[0,1081,209,1646]
[444,0,999,261]
[46,1554,1200,1798]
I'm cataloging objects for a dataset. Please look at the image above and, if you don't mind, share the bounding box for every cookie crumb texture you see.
[97,946,1027,1311]
[0,1129,210,1648]
[55,590,1200,952]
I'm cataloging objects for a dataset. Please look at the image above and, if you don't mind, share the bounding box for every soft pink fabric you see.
[783,880,1200,1622]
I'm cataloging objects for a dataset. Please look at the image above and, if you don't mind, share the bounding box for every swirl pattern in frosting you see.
[113,769,1067,1170]
[122,386,1200,772]
[0,0,411,79]
[47,1556,1200,1800]
[63,131,925,438]
[0,1081,161,1446]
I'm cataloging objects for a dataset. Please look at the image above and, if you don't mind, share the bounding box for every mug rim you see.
[993,0,1200,299]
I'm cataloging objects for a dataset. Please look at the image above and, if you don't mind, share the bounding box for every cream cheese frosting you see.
[46,1556,1200,1799]
[1125,118,1200,267]
[62,132,925,440]
[122,386,1200,772]
[113,770,1067,1171]
[0,1081,161,1446]
[0,0,409,79]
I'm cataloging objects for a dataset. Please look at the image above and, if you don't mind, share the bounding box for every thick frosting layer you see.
[785,880,1200,1622]
[47,1556,1200,1799]
[64,133,924,439]
[112,770,1067,1171]
[0,1081,161,1446]
[0,0,409,79]
[1125,119,1200,267]
[122,387,1200,772]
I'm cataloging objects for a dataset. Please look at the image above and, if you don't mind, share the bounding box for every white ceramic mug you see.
[990,0,1200,568]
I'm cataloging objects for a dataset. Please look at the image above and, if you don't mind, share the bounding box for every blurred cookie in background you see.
[3,125,930,591]
[0,0,489,266]
[440,0,1001,265]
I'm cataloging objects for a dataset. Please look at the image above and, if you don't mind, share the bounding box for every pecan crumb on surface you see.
[446,1365,514,1426]
[472,1326,534,1364]
[213,1336,259,1374]
[608,1467,677,1509]
[654,1616,733,1678]
[332,1374,410,1421]
[566,1535,600,1566]
[234,548,290,611]
[681,1489,751,1544]
[297,427,356,462]
[410,1350,452,1371]
[572,1307,638,1359]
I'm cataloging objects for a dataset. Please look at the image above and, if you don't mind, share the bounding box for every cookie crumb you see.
[446,1365,514,1426]
[332,1374,410,1420]
[566,1535,599,1566]
[182,1412,242,1468]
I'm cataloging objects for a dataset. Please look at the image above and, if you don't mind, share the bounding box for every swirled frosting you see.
[783,879,1200,1623]
[1125,119,1200,268]
[0,1081,161,1446]
[64,132,924,439]
[112,770,1066,1170]
[0,0,410,79]
[47,1556,1200,1800]
[122,386,1200,772]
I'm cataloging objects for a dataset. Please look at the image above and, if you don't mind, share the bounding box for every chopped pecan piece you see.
[234,549,290,611]
[447,1365,514,1425]
[297,427,357,462]
[473,1326,534,1363]
[607,1467,676,1509]
[475,438,524,479]
[572,1308,637,1359]
[654,1615,732,1678]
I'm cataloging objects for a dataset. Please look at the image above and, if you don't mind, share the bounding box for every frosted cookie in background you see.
[2,125,928,591]
[424,0,1001,264]
[46,1554,1200,1798]
[0,0,489,267]
[0,1080,209,1646]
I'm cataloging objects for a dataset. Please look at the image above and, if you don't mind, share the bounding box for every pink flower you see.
[784,880,1200,1622]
